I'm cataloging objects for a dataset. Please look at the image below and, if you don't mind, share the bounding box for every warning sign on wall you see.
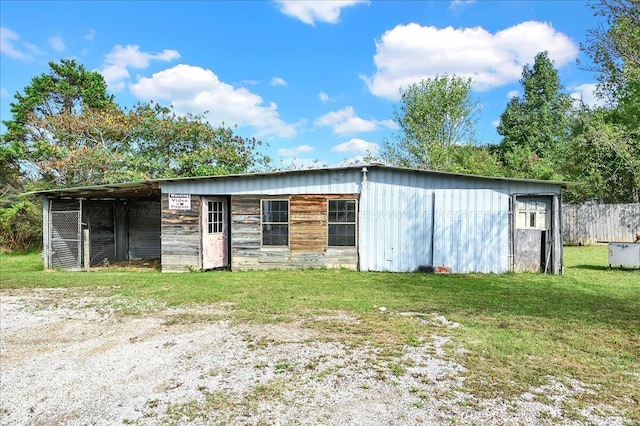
[169,193,191,210]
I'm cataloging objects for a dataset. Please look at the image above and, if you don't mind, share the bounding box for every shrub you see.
[0,199,42,252]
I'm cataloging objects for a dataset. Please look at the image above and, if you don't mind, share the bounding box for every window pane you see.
[328,224,355,246]
[207,201,224,234]
[262,224,288,246]
[328,199,356,223]
[262,200,288,223]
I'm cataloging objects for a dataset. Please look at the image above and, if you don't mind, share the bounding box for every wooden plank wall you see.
[161,193,201,272]
[231,194,358,270]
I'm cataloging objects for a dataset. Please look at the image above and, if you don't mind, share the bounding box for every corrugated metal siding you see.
[158,169,361,195]
[433,189,509,273]
[359,177,434,272]
[129,202,161,259]
[358,168,537,273]
[563,203,640,244]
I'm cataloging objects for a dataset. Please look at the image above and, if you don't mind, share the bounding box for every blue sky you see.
[1,0,604,168]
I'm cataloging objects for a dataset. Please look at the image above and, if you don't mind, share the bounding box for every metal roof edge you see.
[366,164,576,187]
[26,163,576,196]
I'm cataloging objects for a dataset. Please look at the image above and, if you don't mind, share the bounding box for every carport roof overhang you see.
[28,181,160,199]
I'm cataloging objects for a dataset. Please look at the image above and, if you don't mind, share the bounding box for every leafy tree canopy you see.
[496,51,573,167]
[381,74,492,173]
[0,59,268,189]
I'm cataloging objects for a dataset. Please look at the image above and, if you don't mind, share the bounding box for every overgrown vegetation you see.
[1,246,638,421]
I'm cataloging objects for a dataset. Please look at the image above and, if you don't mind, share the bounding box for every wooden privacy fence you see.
[563,203,640,245]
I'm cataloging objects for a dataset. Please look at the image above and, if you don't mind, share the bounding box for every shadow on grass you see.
[574,264,614,271]
[576,265,640,272]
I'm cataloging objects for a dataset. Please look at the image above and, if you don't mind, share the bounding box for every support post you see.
[83,229,90,271]
[42,198,51,270]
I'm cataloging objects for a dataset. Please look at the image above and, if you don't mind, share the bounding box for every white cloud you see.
[449,0,475,10]
[0,27,33,61]
[276,0,369,26]
[100,44,180,91]
[314,106,397,135]
[277,144,315,157]
[274,144,323,169]
[24,42,43,56]
[1,87,9,98]
[507,90,520,98]
[491,120,500,127]
[48,36,66,52]
[363,21,578,100]
[378,119,398,130]
[130,64,297,138]
[569,83,605,108]
[332,138,380,155]
[318,91,330,103]
[84,29,95,42]
[271,77,287,87]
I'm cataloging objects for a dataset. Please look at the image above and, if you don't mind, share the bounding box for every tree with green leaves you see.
[1,59,118,188]
[0,60,269,250]
[582,0,639,108]
[381,74,492,173]
[567,0,640,203]
[123,102,268,180]
[1,59,269,189]
[563,107,639,203]
[3,59,116,145]
[496,51,573,175]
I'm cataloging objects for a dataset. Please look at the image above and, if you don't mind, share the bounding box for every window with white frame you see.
[516,199,548,230]
[207,201,223,234]
[328,199,356,246]
[261,200,289,246]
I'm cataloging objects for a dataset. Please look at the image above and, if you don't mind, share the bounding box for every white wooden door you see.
[202,197,228,269]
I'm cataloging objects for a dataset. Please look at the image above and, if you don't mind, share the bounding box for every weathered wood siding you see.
[161,193,201,272]
[563,203,640,245]
[231,194,358,270]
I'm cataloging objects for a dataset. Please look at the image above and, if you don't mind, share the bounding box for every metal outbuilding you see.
[34,164,568,274]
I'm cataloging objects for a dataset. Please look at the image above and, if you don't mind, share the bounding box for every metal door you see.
[201,197,228,269]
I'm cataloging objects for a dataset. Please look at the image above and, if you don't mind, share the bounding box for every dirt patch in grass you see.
[0,288,630,425]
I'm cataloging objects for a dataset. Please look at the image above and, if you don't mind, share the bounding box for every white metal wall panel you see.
[432,189,509,273]
[359,176,434,272]
[159,169,361,195]
[359,169,516,273]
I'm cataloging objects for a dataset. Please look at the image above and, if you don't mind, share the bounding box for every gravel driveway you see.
[0,288,628,425]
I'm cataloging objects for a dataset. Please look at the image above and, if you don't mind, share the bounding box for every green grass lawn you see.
[1,245,639,421]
